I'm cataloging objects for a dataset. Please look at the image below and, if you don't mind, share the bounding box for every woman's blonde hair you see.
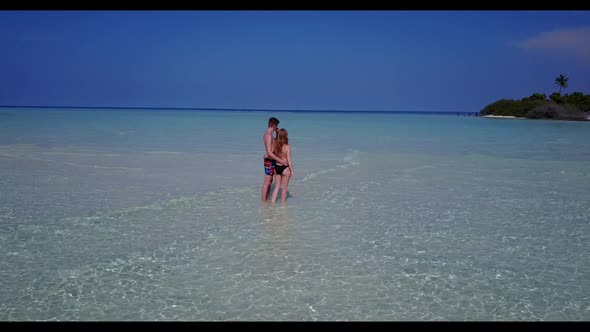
[273,128,289,158]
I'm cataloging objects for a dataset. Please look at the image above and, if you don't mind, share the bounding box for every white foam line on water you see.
[301,168,338,183]
[301,150,360,183]
[58,184,263,225]
[22,149,361,225]
[400,165,436,173]
[0,153,143,171]
[53,175,314,228]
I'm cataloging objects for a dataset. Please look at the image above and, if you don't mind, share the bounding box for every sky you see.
[0,10,589,112]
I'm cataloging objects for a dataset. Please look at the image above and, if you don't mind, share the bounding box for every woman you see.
[271,128,294,203]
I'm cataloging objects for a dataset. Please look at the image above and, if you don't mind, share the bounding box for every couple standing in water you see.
[261,117,294,203]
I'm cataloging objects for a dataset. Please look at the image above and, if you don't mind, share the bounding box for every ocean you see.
[0,108,588,320]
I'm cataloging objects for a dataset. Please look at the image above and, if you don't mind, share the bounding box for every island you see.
[479,74,590,121]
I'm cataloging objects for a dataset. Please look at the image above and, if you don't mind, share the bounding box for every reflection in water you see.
[260,205,297,275]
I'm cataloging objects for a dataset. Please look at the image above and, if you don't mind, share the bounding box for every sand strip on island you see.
[482,115,525,119]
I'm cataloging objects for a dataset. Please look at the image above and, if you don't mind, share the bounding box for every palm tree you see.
[555,74,568,95]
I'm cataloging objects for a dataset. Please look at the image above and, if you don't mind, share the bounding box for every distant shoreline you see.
[0,106,478,116]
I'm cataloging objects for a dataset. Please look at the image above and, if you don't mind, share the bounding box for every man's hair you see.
[268,117,280,127]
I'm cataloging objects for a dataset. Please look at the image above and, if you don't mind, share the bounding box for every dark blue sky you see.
[1,11,589,112]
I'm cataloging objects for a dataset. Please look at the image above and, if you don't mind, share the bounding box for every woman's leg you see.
[280,168,291,203]
[271,174,282,203]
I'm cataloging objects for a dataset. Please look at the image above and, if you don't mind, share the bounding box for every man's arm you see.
[265,134,287,164]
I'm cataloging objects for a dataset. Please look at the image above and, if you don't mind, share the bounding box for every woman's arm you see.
[286,145,294,177]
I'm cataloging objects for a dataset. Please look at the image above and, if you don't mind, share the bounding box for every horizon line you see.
[0,105,478,114]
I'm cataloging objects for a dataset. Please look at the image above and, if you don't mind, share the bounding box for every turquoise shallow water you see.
[0,108,589,320]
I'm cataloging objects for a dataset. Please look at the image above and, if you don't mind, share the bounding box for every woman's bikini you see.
[275,163,289,175]
[274,146,289,175]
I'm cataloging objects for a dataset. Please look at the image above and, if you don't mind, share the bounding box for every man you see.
[261,117,288,201]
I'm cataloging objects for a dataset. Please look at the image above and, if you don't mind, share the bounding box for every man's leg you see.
[262,158,275,201]
[261,175,273,201]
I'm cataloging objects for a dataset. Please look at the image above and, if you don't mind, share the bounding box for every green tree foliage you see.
[555,74,568,95]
